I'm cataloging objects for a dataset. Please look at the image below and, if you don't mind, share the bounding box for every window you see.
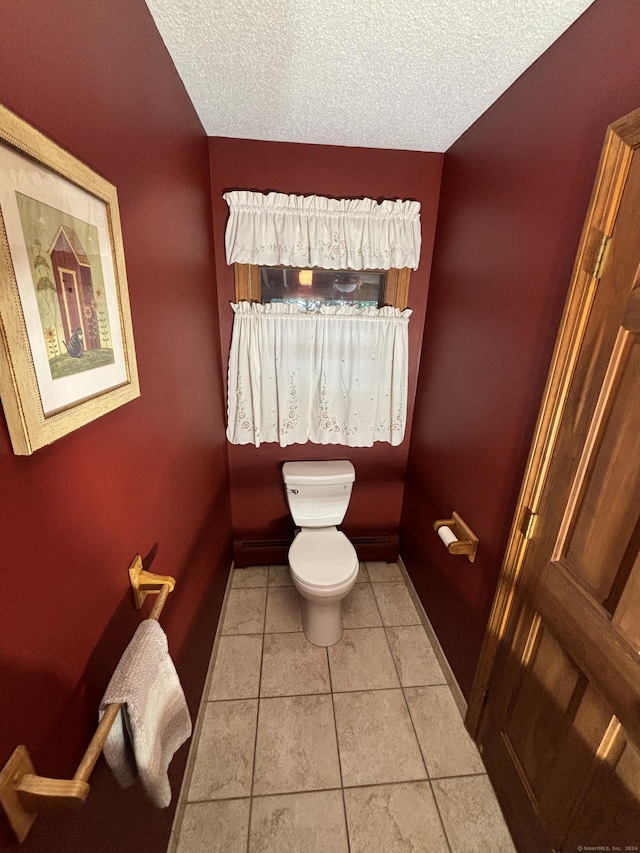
[224,192,417,447]
[261,267,384,310]
[234,264,411,310]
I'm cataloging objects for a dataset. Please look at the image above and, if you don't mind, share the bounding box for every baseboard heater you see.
[233,533,399,568]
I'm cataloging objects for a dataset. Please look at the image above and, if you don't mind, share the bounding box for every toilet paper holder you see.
[433,512,479,563]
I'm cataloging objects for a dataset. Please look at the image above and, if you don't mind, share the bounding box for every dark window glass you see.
[260,267,385,310]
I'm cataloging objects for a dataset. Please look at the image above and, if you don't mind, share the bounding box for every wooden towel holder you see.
[0,555,176,843]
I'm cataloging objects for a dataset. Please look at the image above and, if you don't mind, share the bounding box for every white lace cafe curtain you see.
[227,302,411,447]
[223,191,421,270]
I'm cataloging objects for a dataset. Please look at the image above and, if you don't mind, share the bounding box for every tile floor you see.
[169,561,516,853]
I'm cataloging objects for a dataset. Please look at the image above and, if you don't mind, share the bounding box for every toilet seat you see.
[289,528,358,588]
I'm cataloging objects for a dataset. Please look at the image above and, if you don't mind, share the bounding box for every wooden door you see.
[469,108,640,851]
[57,268,82,340]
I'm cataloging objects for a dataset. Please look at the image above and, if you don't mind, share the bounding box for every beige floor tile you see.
[385,625,446,686]
[267,564,293,586]
[209,634,263,700]
[432,775,516,852]
[328,628,399,692]
[354,563,369,582]
[222,588,267,635]
[179,558,515,853]
[232,566,269,588]
[333,689,426,787]
[341,583,382,628]
[372,582,421,626]
[261,632,330,696]
[176,799,250,853]
[253,694,341,795]
[405,685,485,778]
[365,561,403,582]
[188,699,258,801]
[249,790,349,853]
[264,586,302,633]
[344,782,449,853]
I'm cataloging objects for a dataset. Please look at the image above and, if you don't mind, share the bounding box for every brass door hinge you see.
[584,228,610,279]
[520,507,537,540]
[593,233,610,279]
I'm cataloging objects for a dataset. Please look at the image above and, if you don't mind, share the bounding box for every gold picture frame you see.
[0,104,139,454]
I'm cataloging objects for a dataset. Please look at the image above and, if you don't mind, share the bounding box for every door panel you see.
[562,331,640,602]
[474,108,640,851]
[613,543,640,647]
[535,684,613,840]
[562,733,640,849]
[503,624,583,800]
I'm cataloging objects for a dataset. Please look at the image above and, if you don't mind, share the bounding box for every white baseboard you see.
[168,561,236,851]
[397,555,467,719]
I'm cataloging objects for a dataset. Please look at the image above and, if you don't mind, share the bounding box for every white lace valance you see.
[223,191,421,270]
[227,301,411,447]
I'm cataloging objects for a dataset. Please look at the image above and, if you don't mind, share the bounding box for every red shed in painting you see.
[49,225,100,350]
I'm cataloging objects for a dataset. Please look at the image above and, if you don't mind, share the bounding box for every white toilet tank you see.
[282,460,355,528]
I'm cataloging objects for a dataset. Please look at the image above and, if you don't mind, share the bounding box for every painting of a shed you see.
[49,225,100,351]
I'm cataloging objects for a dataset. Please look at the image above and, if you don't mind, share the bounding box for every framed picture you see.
[0,104,139,454]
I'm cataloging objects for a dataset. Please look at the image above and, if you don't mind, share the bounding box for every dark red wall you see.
[401,0,640,697]
[0,2,231,850]
[209,138,443,541]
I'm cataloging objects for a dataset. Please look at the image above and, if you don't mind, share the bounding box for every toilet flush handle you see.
[286,488,299,494]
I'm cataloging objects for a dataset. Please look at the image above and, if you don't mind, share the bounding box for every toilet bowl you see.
[289,527,359,646]
[282,460,358,646]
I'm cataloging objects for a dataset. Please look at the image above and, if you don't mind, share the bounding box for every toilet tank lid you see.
[282,460,355,485]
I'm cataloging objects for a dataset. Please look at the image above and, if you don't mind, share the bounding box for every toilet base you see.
[301,597,343,646]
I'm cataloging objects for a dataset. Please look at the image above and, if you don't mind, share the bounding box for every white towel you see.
[100,619,192,807]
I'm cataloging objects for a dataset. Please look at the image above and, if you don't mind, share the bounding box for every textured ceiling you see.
[146,0,593,152]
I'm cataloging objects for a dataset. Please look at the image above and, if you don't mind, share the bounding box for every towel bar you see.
[0,554,176,843]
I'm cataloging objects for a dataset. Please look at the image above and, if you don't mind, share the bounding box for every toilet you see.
[282,460,359,646]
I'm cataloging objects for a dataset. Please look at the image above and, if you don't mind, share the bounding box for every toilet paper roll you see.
[437,525,458,547]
